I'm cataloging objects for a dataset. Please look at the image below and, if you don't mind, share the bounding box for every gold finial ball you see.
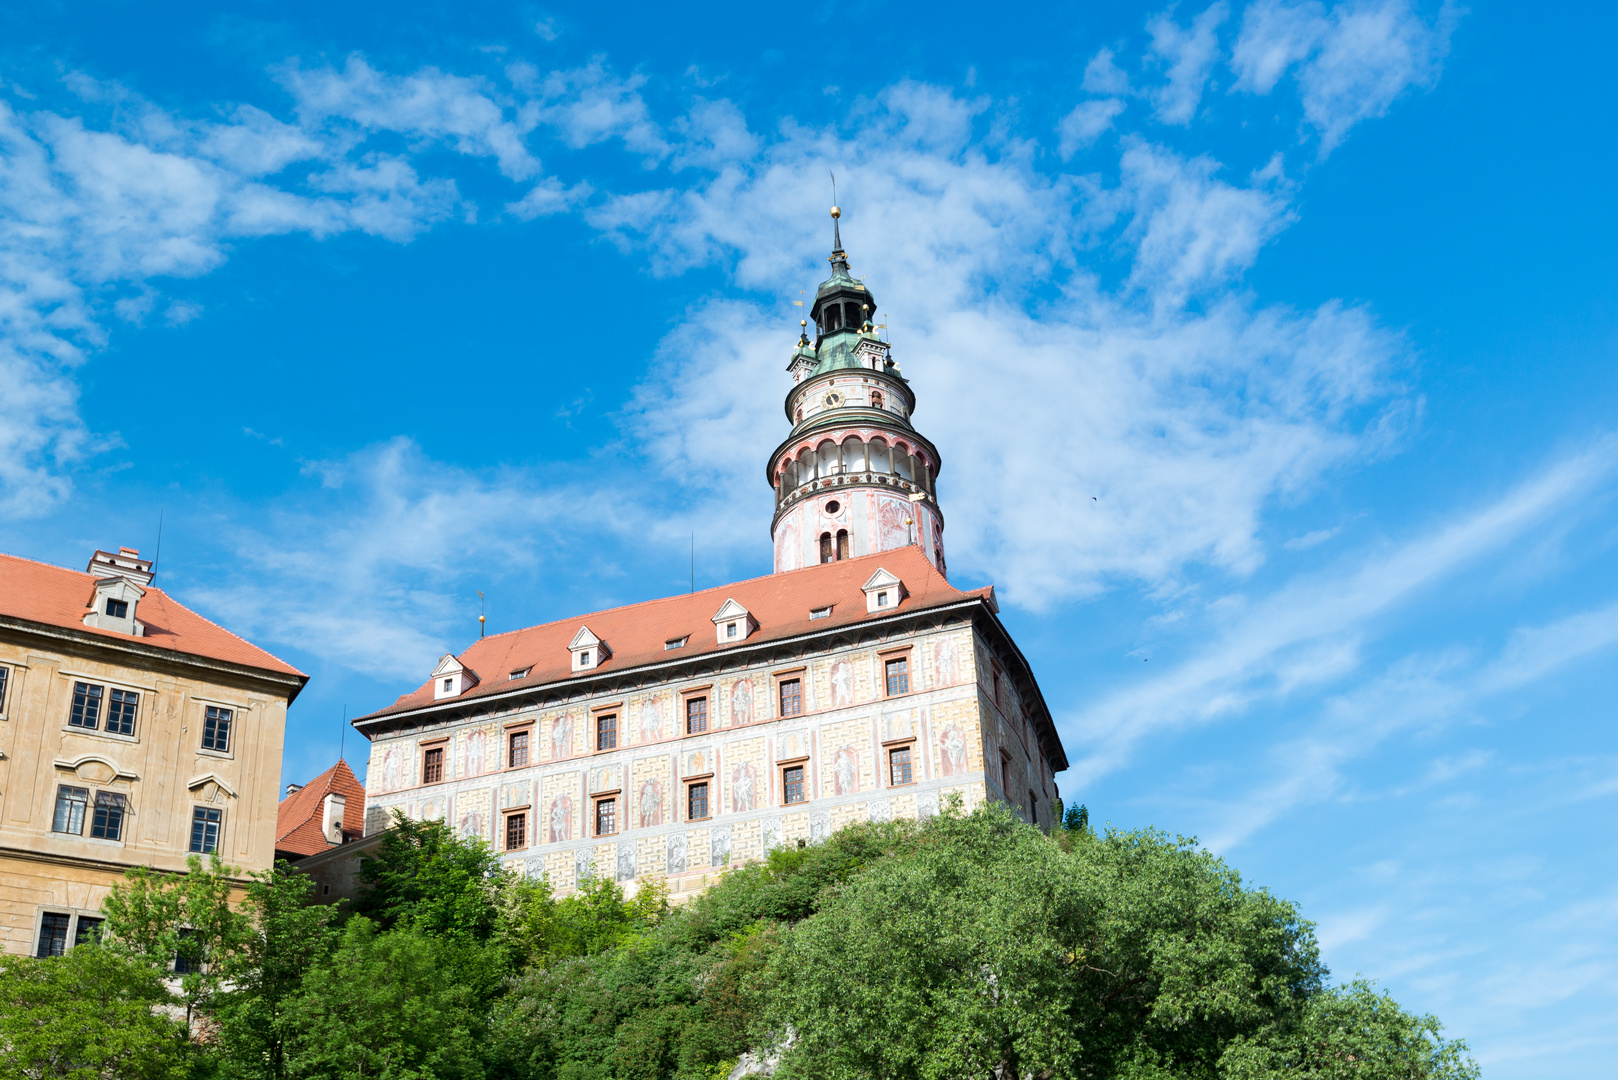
[478,614,486,624]
[830,205,841,219]
[800,319,808,327]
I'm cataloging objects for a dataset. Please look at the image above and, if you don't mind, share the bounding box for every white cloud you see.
[279,56,542,180]
[1146,2,1230,125]
[528,59,669,160]
[1231,0,1454,153]
[1082,48,1132,96]
[1057,98,1125,159]
[1067,435,1618,789]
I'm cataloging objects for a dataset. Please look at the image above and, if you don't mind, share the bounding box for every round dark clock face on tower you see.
[824,391,844,408]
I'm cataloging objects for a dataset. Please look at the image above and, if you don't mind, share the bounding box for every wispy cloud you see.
[1068,436,1618,787]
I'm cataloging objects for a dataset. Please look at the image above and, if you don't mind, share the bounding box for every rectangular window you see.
[688,781,709,820]
[726,621,738,639]
[596,714,617,751]
[190,806,222,854]
[779,678,803,718]
[52,785,88,834]
[1028,792,1038,825]
[877,590,890,607]
[35,913,70,958]
[782,765,806,805]
[505,812,527,851]
[992,668,1002,705]
[423,746,444,784]
[686,697,708,734]
[809,606,832,620]
[595,797,616,836]
[173,928,201,974]
[201,706,233,752]
[664,637,688,651]
[0,665,9,712]
[106,688,139,736]
[885,657,909,696]
[91,791,127,841]
[508,731,529,768]
[1002,756,1012,795]
[105,598,129,618]
[889,746,913,786]
[69,682,103,730]
[74,916,104,947]
[509,668,531,681]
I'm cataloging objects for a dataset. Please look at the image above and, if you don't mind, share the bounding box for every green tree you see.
[0,945,184,1080]
[350,812,503,940]
[210,861,338,1080]
[282,918,495,1080]
[764,803,1334,1080]
[101,854,253,1036]
[1220,980,1480,1080]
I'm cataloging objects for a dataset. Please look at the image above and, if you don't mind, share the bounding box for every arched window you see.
[870,390,884,409]
[869,437,891,474]
[818,440,840,477]
[819,533,834,563]
[894,446,914,481]
[841,435,866,473]
[823,305,842,332]
[836,529,850,560]
[845,301,864,328]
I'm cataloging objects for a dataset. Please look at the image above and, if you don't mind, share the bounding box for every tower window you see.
[836,530,850,560]
[871,391,884,409]
[820,533,833,563]
[824,305,842,331]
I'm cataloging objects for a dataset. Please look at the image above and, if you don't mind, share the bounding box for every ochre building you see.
[354,221,1068,896]
[0,547,307,956]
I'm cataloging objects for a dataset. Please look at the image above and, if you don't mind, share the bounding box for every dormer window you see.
[665,636,689,651]
[711,599,757,645]
[861,568,908,613]
[568,627,610,672]
[509,667,531,681]
[810,606,833,620]
[430,654,478,700]
[104,599,128,619]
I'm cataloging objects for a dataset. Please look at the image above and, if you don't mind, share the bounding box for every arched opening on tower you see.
[836,529,850,560]
[819,532,834,564]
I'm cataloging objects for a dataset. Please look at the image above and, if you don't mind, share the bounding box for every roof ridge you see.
[144,587,307,677]
[459,550,915,653]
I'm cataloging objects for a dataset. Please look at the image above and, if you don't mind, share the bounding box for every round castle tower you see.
[768,209,947,577]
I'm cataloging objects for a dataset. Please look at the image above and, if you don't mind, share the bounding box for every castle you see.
[353,214,1067,895]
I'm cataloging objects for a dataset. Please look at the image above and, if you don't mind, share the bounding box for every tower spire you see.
[829,172,846,266]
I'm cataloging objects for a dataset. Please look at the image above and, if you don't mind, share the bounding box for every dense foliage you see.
[0,806,1479,1080]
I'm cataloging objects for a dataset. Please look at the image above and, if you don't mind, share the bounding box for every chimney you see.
[285,783,303,798]
[322,792,347,844]
[87,548,155,587]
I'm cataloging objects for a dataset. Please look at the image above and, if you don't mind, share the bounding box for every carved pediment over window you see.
[54,755,138,785]
[710,598,758,645]
[186,772,238,804]
[568,627,611,672]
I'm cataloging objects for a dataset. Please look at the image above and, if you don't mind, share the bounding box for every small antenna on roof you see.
[152,507,164,574]
[478,590,486,638]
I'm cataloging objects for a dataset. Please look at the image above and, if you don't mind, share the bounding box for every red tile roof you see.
[360,546,992,723]
[275,759,367,859]
[0,550,306,684]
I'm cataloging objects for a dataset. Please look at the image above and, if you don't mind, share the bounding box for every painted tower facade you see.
[769,213,947,577]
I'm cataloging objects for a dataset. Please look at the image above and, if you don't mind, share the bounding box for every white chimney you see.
[322,792,346,844]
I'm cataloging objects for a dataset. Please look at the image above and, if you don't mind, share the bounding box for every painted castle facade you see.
[354,221,1066,897]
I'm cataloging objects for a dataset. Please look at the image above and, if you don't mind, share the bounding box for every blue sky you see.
[2,1,1615,1073]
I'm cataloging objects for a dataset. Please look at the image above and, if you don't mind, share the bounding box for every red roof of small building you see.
[275,760,367,859]
[359,546,993,724]
[0,550,306,683]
